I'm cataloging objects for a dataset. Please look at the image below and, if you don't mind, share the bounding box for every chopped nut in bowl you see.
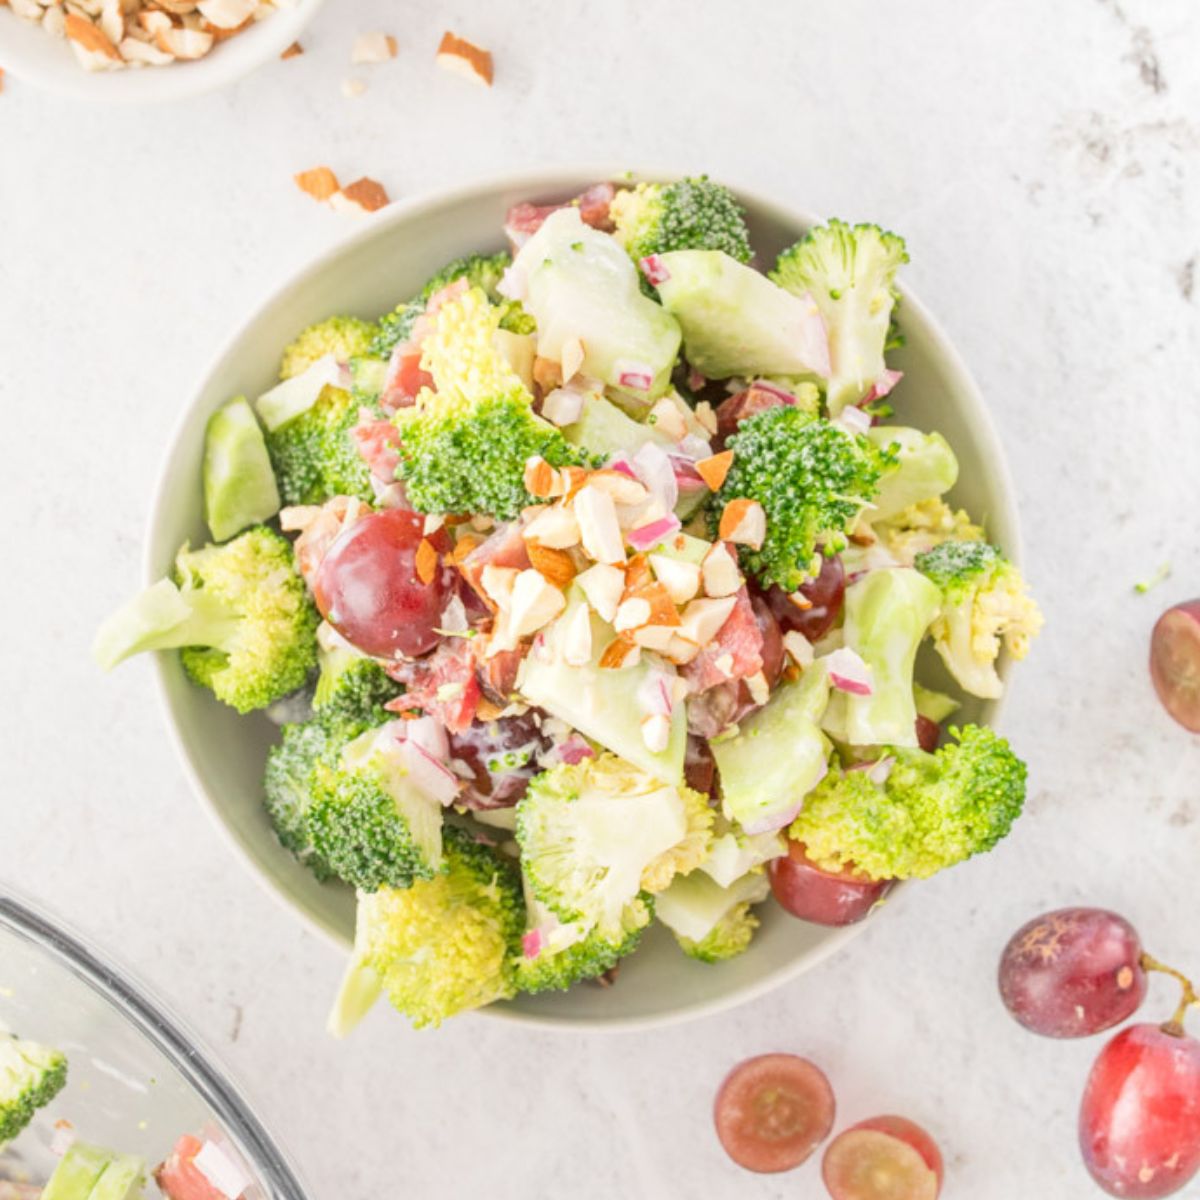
[0,0,324,101]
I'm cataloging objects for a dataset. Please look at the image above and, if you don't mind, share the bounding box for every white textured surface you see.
[2,1,1200,1197]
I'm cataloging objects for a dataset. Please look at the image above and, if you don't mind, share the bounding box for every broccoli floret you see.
[280,316,378,381]
[328,826,525,1032]
[515,888,649,994]
[306,723,444,892]
[656,869,769,963]
[264,384,375,507]
[396,288,591,518]
[516,753,712,940]
[771,220,908,415]
[868,427,959,522]
[369,251,513,359]
[93,527,318,714]
[869,497,984,567]
[0,1035,67,1144]
[789,725,1027,880]
[915,541,1043,699]
[312,653,401,726]
[712,406,890,590]
[611,176,752,267]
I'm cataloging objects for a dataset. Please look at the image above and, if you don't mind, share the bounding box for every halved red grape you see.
[313,509,455,659]
[714,1053,835,1173]
[998,907,1147,1038]
[769,841,893,927]
[1150,601,1200,733]
[1080,1023,1200,1198]
[823,1116,943,1200]
[758,555,846,643]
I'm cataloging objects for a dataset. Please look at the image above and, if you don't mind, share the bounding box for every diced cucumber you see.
[42,1143,113,1200]
[868,427,958,521]
[203,396,281,543]
[562,394,672,458]
[656,869,770,942]
[255,355,342,431]
[518,593,686,783]
[914,683,960,724]
[88,1153,147,1200]
[712,665,831,831]
[656,250,828,379]
[514,209,682,404]
[349,356,389,405]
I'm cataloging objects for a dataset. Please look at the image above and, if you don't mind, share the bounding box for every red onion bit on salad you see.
[522,929,544,960]
[825,647,874,696]
[615,360,656,392]
[639,254,671,286]
[794,291,833,378]
[627,514,682,552]
[862,368,904,405]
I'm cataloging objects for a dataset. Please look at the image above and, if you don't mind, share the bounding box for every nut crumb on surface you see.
[436,30,493,86]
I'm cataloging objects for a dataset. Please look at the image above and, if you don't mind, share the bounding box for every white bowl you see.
[146,166,1021,1031]
[0,0,323,103]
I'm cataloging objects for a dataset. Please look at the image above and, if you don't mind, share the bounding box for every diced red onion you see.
[627,514,681,551]
[677,434,713,461]
[402,739,462,805]
[401,715,449,763]
[632,442,678,513]
[615,360,655,392]
[826,647,873,696]
[639,254,670,286]
[836,406,872,436]
[606,455,638,479]
[637,668,676,717]
[542,386,585,427]
[522,929,544,960]
[557,735,595,765]
[863,368,903,404]
[795,291,832,377]
[687,366,707,392]
[748,379,797,404]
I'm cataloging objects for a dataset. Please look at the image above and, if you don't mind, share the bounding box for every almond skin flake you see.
[414,538,438,585]
[294,166,340,203]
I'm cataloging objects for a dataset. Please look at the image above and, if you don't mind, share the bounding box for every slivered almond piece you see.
[613,597,652,633]
[450,532,483,566]
[562,602,593,667]
[632,624,677,652]
[648,397,687,441]
[98,0,123,48]
[523,456,559,500]
[65,12,120,58]
[695,450,733,491]
[599,635,640,670]
[509,569,566,638]
[119,34,173,62]
[718,498,766,549]
[576,563,624,623]
[678,596,738,648]
[560,337,584,382]
[788,589,814,611]
[533,356,562,395]
[648,554,701,606]
[694,401,718,436]
[138,10,172,34]
[331,177,390,216]
[587,469,649,507]
[559,465,589,498]
[155,25,213,58]
[573,485,625,565]
[43,6,67,37]
[641,713,672,753]
[352,31,397,63]
[480,564,518,610]
[526,542,576,589]
[414,538,438,585]
[664,634,702,665]
[783,630,814,668]
[295,166,340,203]
[280,40,303,59]
[197,0,253,29]
[622,553,652,596]
[713,653,735,679]
[624,580,680,628]
[701,541,742,598]
[436,30,492,85]
[523,504,580,550]
[745,671,769,705]
[203,15,250,41]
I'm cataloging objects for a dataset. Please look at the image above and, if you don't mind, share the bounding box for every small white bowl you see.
[0,0,323,103]
[146,166,1021,1031]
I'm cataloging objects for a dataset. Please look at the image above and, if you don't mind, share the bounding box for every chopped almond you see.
[788,589,814,611]
[623,580,680,628]
[523,505,580,550]
[621,553,653,596]
[352,31,397,64]
[436,30,493,86]
[480,564,518,610]
[203,16,251,42]
[663,634,702,665]
[718,498,766,549]
[599,635,640,670]
[641,713,672,753]
[559,465,590,499]
[65,12,121,59]
[783,630,814,668]
[508,569,566,638]
[523,456,561,500]
[587,469,649,507]
[532,356,563,396]
[613,597,651,634]
[331,177,390,216]
[678,596,738,648]
[561,602,593,667]
[280,40,303,59]
[573,485,625,565]
[632,624,677,652]
[695,450,734,492]
[138,10,173,35]
[526,542,576,590]
[450,532,483,567]
[197,0,253,30]
[576,563,625,623]
[701,541,742,598]
[648,397,687,441]
[560,337,584,382]
[475,696,508,722]
[648,554,701,606]
[119,35,174,63]
[414,538,438,585]
[295,166,340,203]
[745,671,770,705]
[155,25,214,59]
[694,401,718,436]
[713,653,736,679]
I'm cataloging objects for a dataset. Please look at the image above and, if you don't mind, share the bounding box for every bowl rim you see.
[145,163,1020,1032]
[0,0,325,104]
[0,890,308,1195]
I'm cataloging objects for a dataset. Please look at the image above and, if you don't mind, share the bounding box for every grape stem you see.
[1141,953,1200,1035]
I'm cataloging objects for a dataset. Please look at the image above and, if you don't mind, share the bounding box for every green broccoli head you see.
[307,724,444,892]
[677,904,760,963]
[0,1035,68,1143]
[330,826,525,1032]
[264,384,375,507]
[915,541,1043,699]
[312,653,402,728]
[612,177,752,265]
[93,527,318,714]
[263,719,338,881]
[655,868,769,963]
[280,316,378,381]
[789,725,1027,880]
[516,753,712,941]
[368,251,514,359]
[713,406,890,590]
[770,220,908,415]
[515,890,650,995]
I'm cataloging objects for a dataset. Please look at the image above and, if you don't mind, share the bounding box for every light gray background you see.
[2,1,1199,1196]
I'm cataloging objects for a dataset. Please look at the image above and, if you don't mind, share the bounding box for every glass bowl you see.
[0,893,307,1198]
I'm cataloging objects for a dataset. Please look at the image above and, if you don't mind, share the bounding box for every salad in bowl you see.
[96,175,1042,1032]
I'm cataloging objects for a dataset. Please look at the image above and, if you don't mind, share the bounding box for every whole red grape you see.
[1150,600,1200,733]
